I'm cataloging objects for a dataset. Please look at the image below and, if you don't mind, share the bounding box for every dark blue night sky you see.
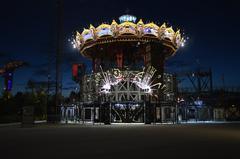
[0,0,239,96]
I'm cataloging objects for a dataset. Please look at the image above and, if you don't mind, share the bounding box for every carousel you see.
[69,15,185,124]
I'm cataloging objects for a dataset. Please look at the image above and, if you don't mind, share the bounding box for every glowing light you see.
[181,39,186,47]
[98,67,123,94]
[97,27,113,37]
[143,27,158,37]
[100,83,111,94]
[97,66,163,95]
[162,28,175,41]
[118,23,138,35]
[96,24,113,37]
[83,33,94,42]
[71,38,81,49]
[132,66,163,94]
[119,15,137,23]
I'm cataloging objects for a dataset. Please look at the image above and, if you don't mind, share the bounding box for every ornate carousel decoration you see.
[72,15,186,57]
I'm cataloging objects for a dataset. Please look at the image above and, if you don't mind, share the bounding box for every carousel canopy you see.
[72,15,186,55]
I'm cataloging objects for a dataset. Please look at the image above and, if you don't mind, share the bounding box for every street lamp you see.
[175,98,180,124]
[176,97,184,124]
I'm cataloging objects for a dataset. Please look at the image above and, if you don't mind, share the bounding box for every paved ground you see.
[0,123,239,159]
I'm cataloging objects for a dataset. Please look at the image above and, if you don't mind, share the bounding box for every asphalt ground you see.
[0,123,239,159]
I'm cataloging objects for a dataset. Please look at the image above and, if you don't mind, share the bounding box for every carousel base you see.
[60,103,213,125]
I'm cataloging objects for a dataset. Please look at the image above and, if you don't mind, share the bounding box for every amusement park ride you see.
[0,61,26,94]
[70,15,186,124]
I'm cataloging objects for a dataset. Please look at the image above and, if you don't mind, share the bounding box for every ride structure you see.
[0,61,26,97]
[69,15,185,124]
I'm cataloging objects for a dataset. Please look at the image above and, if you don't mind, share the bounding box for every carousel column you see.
[143,45,152,124]
[150,44,165,124]
[156,57,165,123]
[144,94,152,124]
[104,102,111,125]
[116,50,123,69]
[93,102,96,124]
[92,57,96,72]
[103,95,111,125]
[110,102,112,123]
[158,57,165,123]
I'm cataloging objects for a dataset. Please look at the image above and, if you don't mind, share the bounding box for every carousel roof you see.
[72,15,185,55]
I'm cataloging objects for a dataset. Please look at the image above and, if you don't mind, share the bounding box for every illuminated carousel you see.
[70,15,185,124]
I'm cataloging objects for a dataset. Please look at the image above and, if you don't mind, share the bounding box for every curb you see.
[0,120,47,128]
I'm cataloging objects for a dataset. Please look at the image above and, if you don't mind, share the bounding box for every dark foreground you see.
[0,123,240,159]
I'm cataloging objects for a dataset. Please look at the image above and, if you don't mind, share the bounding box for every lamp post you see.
[175,97,181,124]
[177,98,185,123]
